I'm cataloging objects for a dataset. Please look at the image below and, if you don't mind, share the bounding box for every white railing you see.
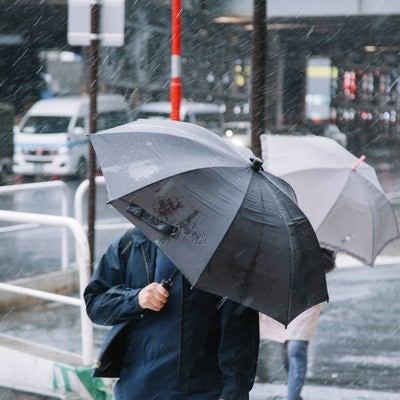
[0,210,93,365]
[74,176,105,226]
[74,176,130,231]
[0,181,70,270]
[0,177,131,367]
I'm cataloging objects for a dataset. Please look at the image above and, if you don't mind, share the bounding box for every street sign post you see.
[68,0,125,273]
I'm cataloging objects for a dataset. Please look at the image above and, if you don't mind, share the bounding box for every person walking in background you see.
[259,248,336,400]
[84,227,260,400]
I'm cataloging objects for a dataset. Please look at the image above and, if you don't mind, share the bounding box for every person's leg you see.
[282,341,289,373]
[286,340,308,400]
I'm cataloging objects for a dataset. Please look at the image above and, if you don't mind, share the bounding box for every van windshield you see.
[20,116,71,134]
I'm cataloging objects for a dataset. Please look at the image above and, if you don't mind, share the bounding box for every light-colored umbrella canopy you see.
[261,134,400,265]
[91,118,254,201]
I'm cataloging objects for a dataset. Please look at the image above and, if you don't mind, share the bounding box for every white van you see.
[133,101,225,136]
[13,94,131,178]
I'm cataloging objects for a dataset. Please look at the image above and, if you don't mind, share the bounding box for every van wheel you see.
[75,158,87,180]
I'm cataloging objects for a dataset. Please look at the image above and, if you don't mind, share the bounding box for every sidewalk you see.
[250,382,400,400]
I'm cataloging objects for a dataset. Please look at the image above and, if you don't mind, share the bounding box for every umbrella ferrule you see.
[250,157,264,172]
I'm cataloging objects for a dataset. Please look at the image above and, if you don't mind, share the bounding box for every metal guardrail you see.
[0,178,126,367]
[0,177,133,371]
[0,180,70,270]
[0,210,93,365]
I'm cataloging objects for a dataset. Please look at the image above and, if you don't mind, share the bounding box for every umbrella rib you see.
[357,173,400,264]
[313,172,371,265]
[259,173,294,327]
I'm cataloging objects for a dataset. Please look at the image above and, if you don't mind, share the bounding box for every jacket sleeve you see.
[84,235,144,326]
[218,301,260,400]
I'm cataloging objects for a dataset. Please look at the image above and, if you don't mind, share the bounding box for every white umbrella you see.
[261,134,400,266]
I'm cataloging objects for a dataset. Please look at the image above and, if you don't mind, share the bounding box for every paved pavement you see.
[250,382,400,400]
[249,262,400,400]
[1,263,400,400]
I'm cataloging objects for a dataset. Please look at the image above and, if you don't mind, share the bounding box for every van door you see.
[69,116,89,178]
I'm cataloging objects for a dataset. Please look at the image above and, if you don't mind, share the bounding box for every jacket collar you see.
[131,227,150,247]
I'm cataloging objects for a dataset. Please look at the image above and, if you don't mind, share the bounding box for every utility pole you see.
[251,0,267,158]
[87,0,101,274]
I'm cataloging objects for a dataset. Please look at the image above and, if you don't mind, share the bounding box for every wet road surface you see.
[0,167,399,399]
[1,264,399,398]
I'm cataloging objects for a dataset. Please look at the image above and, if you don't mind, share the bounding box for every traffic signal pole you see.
[170,0,182,120]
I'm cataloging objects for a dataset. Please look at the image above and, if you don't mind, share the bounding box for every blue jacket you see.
[84,228,260,399]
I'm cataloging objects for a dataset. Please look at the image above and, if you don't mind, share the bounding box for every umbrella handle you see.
[161,268,179,290]
[127,204,179,237]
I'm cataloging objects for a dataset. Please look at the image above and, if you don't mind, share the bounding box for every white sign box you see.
[68,0,125,47]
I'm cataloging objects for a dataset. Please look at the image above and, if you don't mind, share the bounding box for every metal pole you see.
[251,0,267,158]
[87,0,101,274]
[170,0,182,120]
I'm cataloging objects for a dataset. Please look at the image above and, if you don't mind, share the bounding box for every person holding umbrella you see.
[258,248,336,400]
[85,119,329,398]
[84,227,260,400]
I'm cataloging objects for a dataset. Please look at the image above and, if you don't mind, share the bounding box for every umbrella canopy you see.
[261,134,400,265]
[90,119,328,325]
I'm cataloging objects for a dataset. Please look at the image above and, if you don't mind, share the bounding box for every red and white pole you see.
[170,0,181,120]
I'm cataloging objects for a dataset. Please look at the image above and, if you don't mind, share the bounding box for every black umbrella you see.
[90,119,328,325]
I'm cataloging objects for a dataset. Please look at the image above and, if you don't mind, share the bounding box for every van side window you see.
[111,111,130,125]
[97,111,129,130]
[75,117,85,129]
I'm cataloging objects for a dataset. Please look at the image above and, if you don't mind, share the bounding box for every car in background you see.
[13,94,131,179]
[223,121,251,148]
[304,123,347,147]
[0,102,14,185]
[133,101,225,136]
